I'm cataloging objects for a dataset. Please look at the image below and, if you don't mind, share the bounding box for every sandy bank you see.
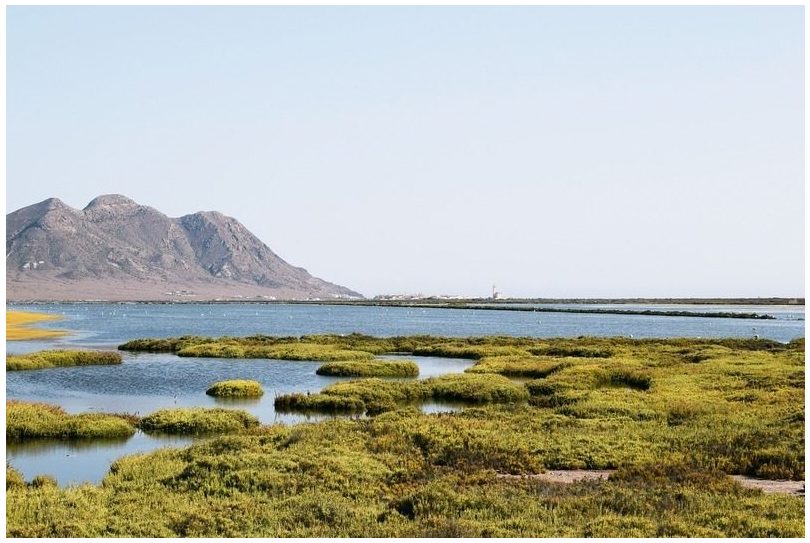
[6,311,66,341]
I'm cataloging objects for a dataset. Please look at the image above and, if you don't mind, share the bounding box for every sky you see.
[6,6,805,298]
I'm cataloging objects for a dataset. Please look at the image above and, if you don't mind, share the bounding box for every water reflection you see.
[7,354,475,486]
[210,396,263,408]
[7,432,194,486]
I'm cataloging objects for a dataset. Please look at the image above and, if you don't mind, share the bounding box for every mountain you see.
[6,195,363,301]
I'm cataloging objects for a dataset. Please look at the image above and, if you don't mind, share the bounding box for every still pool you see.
[7,353,473,485]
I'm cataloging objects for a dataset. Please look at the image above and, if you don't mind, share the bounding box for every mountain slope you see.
[6,195,362,301]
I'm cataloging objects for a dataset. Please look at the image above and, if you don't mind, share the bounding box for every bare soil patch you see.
[497,469,614,484]
[498,470,805,496]
[731,476,805,496]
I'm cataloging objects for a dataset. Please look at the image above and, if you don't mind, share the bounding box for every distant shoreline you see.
[6,298,803,321]
[6,297,804,306]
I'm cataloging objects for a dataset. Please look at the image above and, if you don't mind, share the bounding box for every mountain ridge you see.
[6,194,362,301]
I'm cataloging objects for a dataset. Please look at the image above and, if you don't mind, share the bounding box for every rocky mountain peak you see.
[41,197,71,210]
[83,194,139,210]
[7,194,362,301]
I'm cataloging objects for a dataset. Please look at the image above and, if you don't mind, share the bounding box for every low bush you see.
[7,350,122,371]
[316,360,419,377]
[426,374,530,404]
[525,380,583,408]
[274,393,366,413]
[178,342,375,362]
[118,336,215,352]
[606,370,652,391]
[467,356,571,378]
[411,344,529,360]
[528,346,612,358]
[610,458,738,492]
[275,373,530,415]
[322,379,431,408]
[206,380,264,398]
[30,475,58,489]
[6,465,26,489]
[138,408,259,435]
[6,401,136,440]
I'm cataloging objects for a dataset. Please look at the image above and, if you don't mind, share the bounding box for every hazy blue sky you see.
[7,6,804,298]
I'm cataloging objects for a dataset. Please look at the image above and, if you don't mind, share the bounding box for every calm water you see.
[7,432,195,487]
[6,302,804,486]
[6,352,472,485]
[6,302,805,354]
[6,353,473,423]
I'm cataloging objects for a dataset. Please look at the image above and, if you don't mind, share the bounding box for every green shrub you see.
[118,336,216,352]
[30,475,58,489]
[6,465,26,489]
[323,378,431,405]
[411,344,529,360]
[606,370,652,391]
[525,380,582,408]
[610,458,738,493]
[528,346,612,358]
[7,350,122,371]
[316,360,419,377]
[426,374,529,404]
[178,342,375,362]
[138,408,259,435]
[467,356,571,378]
[206,380,264,398]
[6,401,136,440]
[274,393,366,413]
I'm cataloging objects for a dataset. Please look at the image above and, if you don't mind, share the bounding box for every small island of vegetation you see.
[316,360,420,377]
[120,335,377,361]
[6,401,136,440]
[137,407,259,435]
[275,373,528,415]
[6,350,122,371]
[206,379,264,398]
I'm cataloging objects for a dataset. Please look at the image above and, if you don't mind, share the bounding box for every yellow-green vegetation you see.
[117,335,215,352]
[6,350,122,371]
[138,407,259,435]
[120,333,794,358]
[277,374,532,415]
[316,360,419,377]
[6,401,136,440]
[528,345,613,358]
[465,355,572,377]
[6,417,804,537]
[206,380,264,398]
[120,334,377,361]
[6,466,26,490]
[429,374,530,403]
[178,342,374,361]
[179,342,375,361]
[7,335,804,537]
[6,311,66,341]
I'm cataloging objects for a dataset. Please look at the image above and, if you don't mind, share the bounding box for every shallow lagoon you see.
[6,302,804,485]
[7,353,473,485]
[7,302,805,355]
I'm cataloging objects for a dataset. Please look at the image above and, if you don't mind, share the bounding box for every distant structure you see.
[492,284,503,300]
[373,293,465,301]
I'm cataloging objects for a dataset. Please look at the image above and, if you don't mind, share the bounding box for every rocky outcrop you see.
[7,195,362,301]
